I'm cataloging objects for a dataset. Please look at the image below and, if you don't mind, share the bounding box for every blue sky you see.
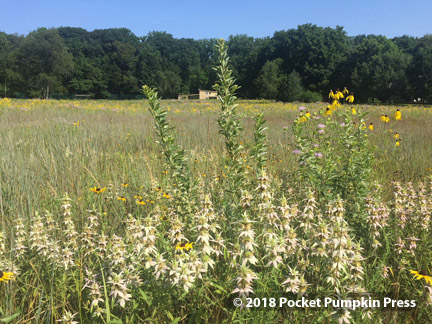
[1,0,431,39]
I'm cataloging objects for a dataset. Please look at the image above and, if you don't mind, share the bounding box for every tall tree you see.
[19,28,73,98]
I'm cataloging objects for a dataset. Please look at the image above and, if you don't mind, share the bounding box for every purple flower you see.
[292,149,302,155]
[313,144,319,148]
[314,152,323,158]
[317,124,326,129]
[318,129,325,134]
[313,116,321,120]
[340,122,346,127]
[298,106,306,111]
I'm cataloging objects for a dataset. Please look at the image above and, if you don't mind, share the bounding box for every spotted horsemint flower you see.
[292,149,302,155]
[314,152,323,158]
[298,106,306,111]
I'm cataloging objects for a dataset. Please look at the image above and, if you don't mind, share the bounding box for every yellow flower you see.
[155,186,162,192]
[346,93,354,103]
[118,196,126,202]
[176,242,193,252]
[134,195,142,199]
[380,115,386,122]
[305,111,311,118]
[0,271,14,282]
[136,199,146,205]
[395,140,400,147]
[351,107,357,114]
[121,183,128,187]
[410,270,432,285]
[394,109,402,121]
[393,132,400,139]
[163,192,171,199]
[90,187,106,194]
[369,123,374,131]
[329,90,335,99]
[324,107,332,117]
[342,87,349,95]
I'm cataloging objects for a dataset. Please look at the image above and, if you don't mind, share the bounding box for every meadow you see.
[1,41,432,323]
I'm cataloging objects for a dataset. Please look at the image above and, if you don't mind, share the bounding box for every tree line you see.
[0,24,431,103]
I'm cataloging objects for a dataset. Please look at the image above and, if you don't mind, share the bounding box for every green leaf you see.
[0,310,22,323]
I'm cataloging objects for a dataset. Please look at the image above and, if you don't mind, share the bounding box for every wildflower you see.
[369,122,374,131]
[317,124,326,129]
[305,111,311,118]
[393,132,400,139]
[176,242,193,252]
[73,121,80,126]
[163,192,171,199]
[314,152,323,158]
[136,199,146,205]
[155,186,162,192]
[324,107,332,117]
[292,149,302,155]
[298,106,306,111]
[342,87,349,95]
[318,129,325,134]
[395,140,400,147]
[340,122,346,127]
[0,271,14,282]
[346,92,354,103]
[410,270,432,285]
[117,196,126,202]
[394,109,402,121]
[384,115,390,123]
[121,183,128,187]
[134,195,142,199]
[329,90,335,100]
[351,107,357,114]
[90,187,106,194]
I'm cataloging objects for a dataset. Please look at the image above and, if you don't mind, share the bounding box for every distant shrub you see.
[300,90,322,103]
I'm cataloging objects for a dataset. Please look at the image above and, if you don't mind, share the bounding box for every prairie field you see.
[1,56,432,322]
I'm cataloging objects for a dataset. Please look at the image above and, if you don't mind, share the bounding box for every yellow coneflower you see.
[393,132,400,139]
[395,140,401,147]
[361,122,366,130]
[0,271,14,282]
[73,121,80,126]
[121,183,128,187]
[305,111,311,118]
[410,270,432,285]
[155,186,162,192]
[394,109,402,121]
[90,187,106,194]
[351,107,357,114]
[384,115,390,123]
[343,87,349,95]
[117,196,126,202]
[329,90,335,100]
[346,93,354,103]
[369,123,374,131]
[136,199,146,205]
[134,195,142,199]
[163,192,171,199]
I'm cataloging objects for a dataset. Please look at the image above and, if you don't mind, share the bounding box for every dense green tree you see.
[278,70,303,102]
[18,28,73,98]
[0,26,429,102]
[254,58,283,99]
[349,35,411,103]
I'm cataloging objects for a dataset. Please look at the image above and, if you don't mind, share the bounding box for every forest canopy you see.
[0,25,431,103]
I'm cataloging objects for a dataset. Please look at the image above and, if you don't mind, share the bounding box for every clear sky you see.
[1,0,431,39]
